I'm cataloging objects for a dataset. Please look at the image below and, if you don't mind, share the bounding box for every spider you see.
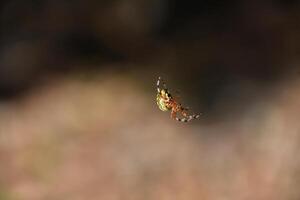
[156,77,201,122]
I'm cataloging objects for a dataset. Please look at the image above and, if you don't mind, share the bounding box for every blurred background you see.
[1,0,300,199]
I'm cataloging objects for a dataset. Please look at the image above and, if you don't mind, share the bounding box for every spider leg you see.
[157,77,161,93]
[157,76,169,93]
[170,106,190,122]
[181,109,189,118]
[171,109,177,120]
[176,107,201,122]
[184,112,201,121]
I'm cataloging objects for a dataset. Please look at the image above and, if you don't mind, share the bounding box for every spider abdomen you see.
[156,95,171,111]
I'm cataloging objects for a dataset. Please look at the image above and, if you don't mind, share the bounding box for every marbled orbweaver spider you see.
[156,77,201,122]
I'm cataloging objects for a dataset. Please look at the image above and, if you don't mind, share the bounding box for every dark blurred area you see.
[1,0,300,100]
[1,0,300,199]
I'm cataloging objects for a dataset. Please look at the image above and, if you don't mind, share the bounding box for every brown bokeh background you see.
[1,0,300,199]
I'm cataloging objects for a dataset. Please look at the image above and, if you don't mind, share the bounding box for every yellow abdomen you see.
[156,95,170,111]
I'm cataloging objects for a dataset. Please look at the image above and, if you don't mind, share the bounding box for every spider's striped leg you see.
[157,76,168,92]
[177,108,201,122]
[186,110,201,121]
[171,107,189,122]
[180,114,200,122]
[189,113,201,120]
[181,108,189,118]
[170,107,177,119]
[157,77,161,93]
